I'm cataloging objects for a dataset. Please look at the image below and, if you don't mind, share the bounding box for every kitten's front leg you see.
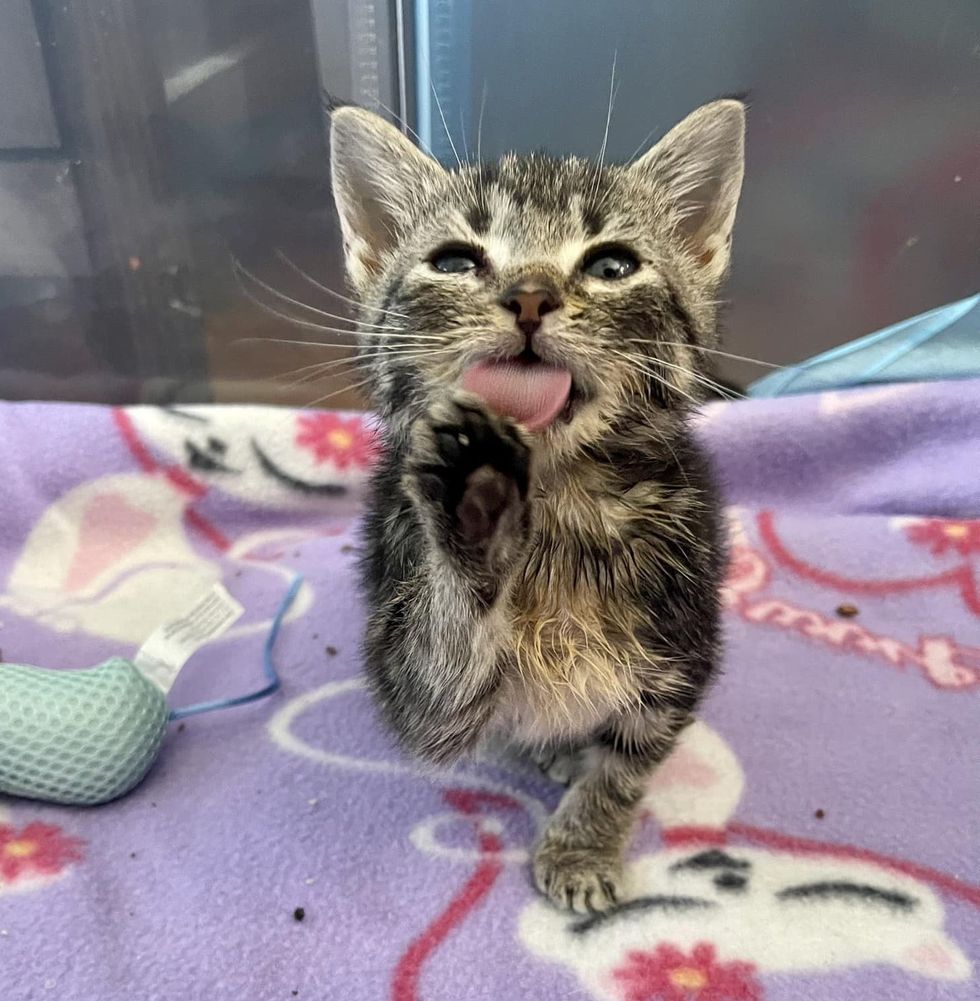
[404,392,531,606]
[533,707,691,913]
[372,392,531,764]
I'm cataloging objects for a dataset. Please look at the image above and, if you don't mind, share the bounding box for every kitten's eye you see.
[430,245,484,274]
[582,245,639,281]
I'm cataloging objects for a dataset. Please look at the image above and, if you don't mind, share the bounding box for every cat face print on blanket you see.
[126,406,377,507]
[519,722,972,998]
[0,407,374,644]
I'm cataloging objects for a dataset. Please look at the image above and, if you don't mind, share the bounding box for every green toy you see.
[0,577,300,807]
[0,658,169,806]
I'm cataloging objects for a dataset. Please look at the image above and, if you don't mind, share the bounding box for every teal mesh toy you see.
[0,578,300,807]
[0,658,169,806]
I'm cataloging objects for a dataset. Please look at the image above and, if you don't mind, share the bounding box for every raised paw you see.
[405,392,531,564]
[533,841,623,914]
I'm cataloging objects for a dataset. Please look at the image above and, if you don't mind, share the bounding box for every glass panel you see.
[1,0,400,405]
[3,2,977,402]
[417,0,980,386]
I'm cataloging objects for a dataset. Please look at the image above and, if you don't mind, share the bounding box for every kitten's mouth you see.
[460,354,579,432]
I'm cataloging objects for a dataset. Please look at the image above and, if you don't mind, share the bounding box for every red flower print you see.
[295,413,379,470]
[0,822,84,883]
[906,519,980,558]
[613,943,761,1001]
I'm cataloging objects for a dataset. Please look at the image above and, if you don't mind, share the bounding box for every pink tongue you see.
[460,361,573,431]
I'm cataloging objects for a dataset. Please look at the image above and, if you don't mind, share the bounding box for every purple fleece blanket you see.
[0,382,978,1001]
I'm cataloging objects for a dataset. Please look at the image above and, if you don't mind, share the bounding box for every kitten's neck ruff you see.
[534,400,695,492]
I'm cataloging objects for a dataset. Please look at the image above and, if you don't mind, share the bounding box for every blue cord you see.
[168,575,303,721]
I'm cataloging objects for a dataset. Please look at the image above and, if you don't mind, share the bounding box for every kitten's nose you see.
[500,284,561,337]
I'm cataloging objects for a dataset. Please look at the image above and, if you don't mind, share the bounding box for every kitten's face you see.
[330,102,745,454]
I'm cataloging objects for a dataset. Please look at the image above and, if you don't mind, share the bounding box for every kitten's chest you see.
[494,490,648,743]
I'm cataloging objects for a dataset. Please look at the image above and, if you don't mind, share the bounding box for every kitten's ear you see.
[630,100,745,280]
[330,107,446,289]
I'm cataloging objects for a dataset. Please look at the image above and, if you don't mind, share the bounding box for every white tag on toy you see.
[134,583,244,693]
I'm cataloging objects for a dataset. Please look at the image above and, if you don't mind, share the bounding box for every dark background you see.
[1,0,977,405]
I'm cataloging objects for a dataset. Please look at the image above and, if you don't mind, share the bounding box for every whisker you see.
[273,249,408,319]
[624,125,661,166]
[627,339,783,370]
[620,352,736,398]
[278,362,358,391]
[232,335,348,349]
[235,258,362,325]
[431,80,462,169]
[242,329,444,347]
[610,349,701,407]
[230,306,397,341]
[230,333,424,349]
[372,97,434,156]
[623,350,745,401]
[233,258,403,332]
[343,329,445,343]
[476,81,488,164]
[589,50,618,210]
[611,350,679,402]
[639,354,746,400]
[470,82,492,211]
[303,373,380,409]
[231,281,443,343]
[273,354,362,385]
[690,375,744,401]
[236,286,439,340]
[276,346,449,392]
[229,314,453,347]
[235,331,443,347]
[278,360,368,391]
[232,283,362,339]
[284,345,447,379]
[458,106,470,164]
[277,347,443,390]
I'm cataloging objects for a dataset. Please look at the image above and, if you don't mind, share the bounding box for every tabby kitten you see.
[329,100,745,913]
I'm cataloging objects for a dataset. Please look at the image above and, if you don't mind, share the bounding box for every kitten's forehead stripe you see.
[466,202,492,235]
[581,201,606,238]
[463,165,496,235]
[458,154,613,232]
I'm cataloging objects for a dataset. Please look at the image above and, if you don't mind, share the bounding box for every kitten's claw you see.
[533,841,623,914]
